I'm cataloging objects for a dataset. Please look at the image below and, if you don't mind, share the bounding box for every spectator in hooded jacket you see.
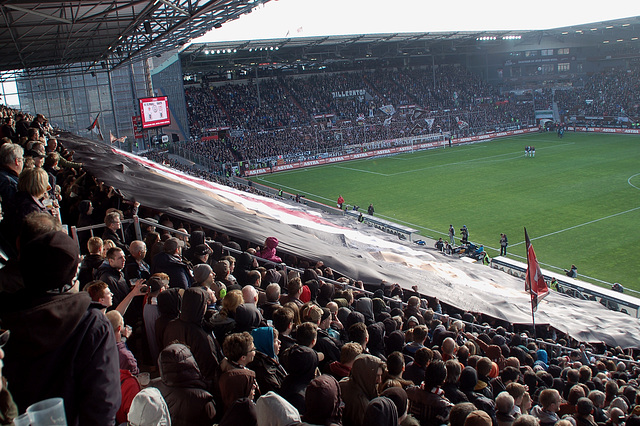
[248,326,287,394]
[303,374,343,425]
[0,230,120,425]
[258,236,282,263]
[363,396,398,426]
[153,343,216,426]
[340,354,385,426]
[127,387,171,426]
[255,391,302,426]
[163,287,224,390]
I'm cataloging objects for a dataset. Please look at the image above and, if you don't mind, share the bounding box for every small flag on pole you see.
[109,131,127,144]
[524,227,549,312]
[87,113,104,141]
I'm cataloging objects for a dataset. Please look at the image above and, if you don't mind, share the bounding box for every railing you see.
[70,216,189,253]
[491,256,640,318]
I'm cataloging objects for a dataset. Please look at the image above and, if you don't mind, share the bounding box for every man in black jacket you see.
[96,247,130,308]
[1,230,120,425]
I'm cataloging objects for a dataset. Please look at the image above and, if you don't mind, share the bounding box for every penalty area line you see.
[510,205,640,247]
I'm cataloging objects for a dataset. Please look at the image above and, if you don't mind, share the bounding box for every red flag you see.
[86,113,100,131]
[87,113,104,141]
[524,227,549,312]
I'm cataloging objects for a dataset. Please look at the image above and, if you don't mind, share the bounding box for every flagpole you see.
[531,296,537,344]
[525,227,547,345]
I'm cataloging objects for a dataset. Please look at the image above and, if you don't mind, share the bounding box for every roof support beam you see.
[4,4,73,24]
[157,0,191,16]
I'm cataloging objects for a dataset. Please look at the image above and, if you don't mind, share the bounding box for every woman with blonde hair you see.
[15,166,57,222]
[210,289,244,345]
[102,239,117,257]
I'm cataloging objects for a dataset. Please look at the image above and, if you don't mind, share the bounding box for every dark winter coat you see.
[153,343,216,426]
[152,251,194,289]
[1,292,120,426]
[162,287,223,387]
[95,262,129,308]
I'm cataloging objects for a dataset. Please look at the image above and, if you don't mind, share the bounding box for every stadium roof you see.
[0,2,638,78]
[180,16,640,74]
[0,0,272,74]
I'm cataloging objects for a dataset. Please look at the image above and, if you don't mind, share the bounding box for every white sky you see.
[195,0,640,43]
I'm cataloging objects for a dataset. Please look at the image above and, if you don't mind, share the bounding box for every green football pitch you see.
[250,132,640,292]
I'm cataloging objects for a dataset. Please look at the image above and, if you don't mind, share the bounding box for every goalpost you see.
[405,132,448,153]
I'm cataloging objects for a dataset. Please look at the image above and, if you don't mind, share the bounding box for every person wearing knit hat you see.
[193,263,214,286]
[1,230,121,425]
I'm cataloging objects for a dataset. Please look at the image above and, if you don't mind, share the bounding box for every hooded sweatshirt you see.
[256,391,302,426]
[355,297,375,325]
[1,292,120,426]
[153,343,215,426]
[530,405,560,426]
[258,237,282,263]
[218,398,257,426]
[249,327,287,394]
[340,354,384,426]
[279,344,318,413]
[218,368,256,411]
[303,374,343,426]
[363,396,398,426]
[155,288,182,353]
[162,287,223,386]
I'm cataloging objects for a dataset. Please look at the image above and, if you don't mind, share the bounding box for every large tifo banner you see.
[244,127,540,177]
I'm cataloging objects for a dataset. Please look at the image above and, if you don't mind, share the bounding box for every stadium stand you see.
[179,64,640,174]
[3,60,640,424]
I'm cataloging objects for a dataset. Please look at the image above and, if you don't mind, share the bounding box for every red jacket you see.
[117,369,141,424]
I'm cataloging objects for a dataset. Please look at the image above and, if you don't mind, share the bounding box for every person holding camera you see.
[460,225,469,244]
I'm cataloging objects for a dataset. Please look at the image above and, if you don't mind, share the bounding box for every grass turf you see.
[251,132,640,291]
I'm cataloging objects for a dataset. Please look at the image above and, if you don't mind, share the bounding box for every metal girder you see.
[0,0,271,73]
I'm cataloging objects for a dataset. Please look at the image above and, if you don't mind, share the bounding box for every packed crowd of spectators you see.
[2,104,640,426]
[554,66,640,119]
[183,65,541,165]
[182,64,640,168]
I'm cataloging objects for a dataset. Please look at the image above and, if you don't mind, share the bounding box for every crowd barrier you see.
[491,256,640,318]
[343,209,420,241]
